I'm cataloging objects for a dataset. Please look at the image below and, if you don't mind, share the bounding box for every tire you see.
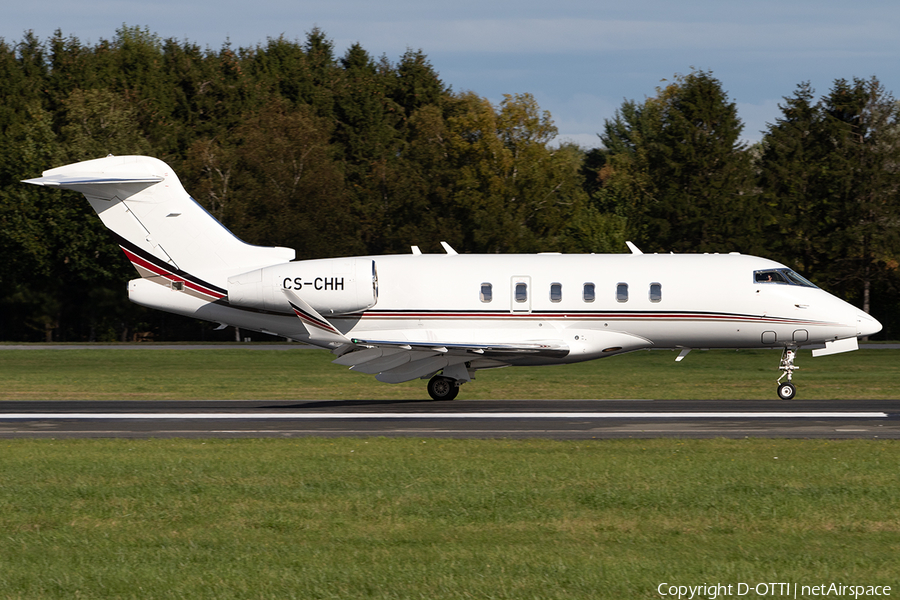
[427,376,460,401]
[777,382,796,400]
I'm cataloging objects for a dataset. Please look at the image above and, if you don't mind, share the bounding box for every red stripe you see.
[356,311,829,326]
[291,308,339,333]
[121,247,225,300]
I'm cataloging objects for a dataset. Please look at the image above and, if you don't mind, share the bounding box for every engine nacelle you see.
[227,258,377,315]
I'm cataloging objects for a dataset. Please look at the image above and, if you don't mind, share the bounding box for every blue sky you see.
[5,0,900,147]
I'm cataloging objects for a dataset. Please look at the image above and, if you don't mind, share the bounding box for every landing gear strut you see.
[427,375,460,401]
[776,347,798,400]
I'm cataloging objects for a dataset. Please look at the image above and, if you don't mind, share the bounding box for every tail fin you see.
[23,155,295,291]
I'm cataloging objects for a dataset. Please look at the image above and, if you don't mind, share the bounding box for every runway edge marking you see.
[0,412,890,420]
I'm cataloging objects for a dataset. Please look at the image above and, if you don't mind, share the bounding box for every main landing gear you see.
[776,347,799,400]
[427,375,460,401]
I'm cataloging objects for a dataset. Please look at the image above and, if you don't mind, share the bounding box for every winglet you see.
[282,288,351,347]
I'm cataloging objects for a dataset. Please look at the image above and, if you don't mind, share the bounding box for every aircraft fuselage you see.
[130,251,875,364]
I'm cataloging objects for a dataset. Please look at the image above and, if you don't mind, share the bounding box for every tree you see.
[757,78,900,317]
[330,43,404,253]
[223,99,362,259]
[755,83,823,273]
[391,49,446,121]
[443,92,594,253]
[0,99,140,341]
[596,70,758,254]
[0,27,612,340]
[59,88,152,161]
[818,78,900,314]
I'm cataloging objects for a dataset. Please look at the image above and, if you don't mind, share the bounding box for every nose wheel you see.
[777,381,796,400]
[776,348,799,400]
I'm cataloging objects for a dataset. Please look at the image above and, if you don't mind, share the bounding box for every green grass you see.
[0,347,897,400]
[0,437,897,599]
[0,351,898,598]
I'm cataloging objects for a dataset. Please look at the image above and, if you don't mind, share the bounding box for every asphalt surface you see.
[0,343,317,350]
[2,344,897,439]
[2,344,899,350]
[0,398,897,439]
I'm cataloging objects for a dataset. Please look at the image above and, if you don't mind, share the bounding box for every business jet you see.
[24,155,882,400]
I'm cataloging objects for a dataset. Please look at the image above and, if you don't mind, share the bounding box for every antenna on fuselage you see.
[625,241,643,255]
[440,241,458,255]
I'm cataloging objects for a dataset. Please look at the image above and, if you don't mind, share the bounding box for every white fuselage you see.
[129,251,877,366]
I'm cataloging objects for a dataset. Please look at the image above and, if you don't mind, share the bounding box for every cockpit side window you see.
[753,269,818,288]
[782,270,818,288]
[755,270,787,284]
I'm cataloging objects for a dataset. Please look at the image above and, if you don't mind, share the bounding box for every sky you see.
[4,0,900,147]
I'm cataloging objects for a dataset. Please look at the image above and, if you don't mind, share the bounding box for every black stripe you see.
[361,308,827,323]
[111,231,227,296]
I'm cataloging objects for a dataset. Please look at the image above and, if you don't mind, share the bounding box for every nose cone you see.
[857,312,882,338]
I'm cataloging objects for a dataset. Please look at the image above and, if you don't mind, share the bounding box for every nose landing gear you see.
[776,347,799,400]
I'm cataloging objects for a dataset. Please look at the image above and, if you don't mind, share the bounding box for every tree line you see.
[0,27,896,341]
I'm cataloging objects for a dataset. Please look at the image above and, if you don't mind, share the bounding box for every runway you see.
[0,399,898,439]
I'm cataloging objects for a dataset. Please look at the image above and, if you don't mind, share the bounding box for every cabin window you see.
[480,283,492,303]
[515,282,528,303]
[616,282,629,302]
[550,283,562,302]
[583,283,595,302]
[171,281,184,291]
[649,282,662,302]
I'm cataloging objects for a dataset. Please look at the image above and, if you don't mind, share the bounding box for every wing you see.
[333,337,570,384]
[347,337,569,357]
[282,287,571,383]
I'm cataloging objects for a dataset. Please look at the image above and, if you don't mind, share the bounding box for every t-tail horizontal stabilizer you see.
[23,155,295,288]
[22,172,165,196]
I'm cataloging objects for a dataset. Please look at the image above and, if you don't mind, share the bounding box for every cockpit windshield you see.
[753,268,818,288]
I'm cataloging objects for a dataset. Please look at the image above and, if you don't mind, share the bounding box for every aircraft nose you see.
[857,312,882,338]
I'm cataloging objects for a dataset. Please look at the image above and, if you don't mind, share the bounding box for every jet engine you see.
[227,258,377,315]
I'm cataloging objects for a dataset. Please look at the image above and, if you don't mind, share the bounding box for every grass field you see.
[0,347,898,400]
[0,348,898,598]
[0,437,897,599]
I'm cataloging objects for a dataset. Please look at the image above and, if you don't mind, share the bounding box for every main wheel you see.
[427,376,459,401]
[777,382,796,400]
